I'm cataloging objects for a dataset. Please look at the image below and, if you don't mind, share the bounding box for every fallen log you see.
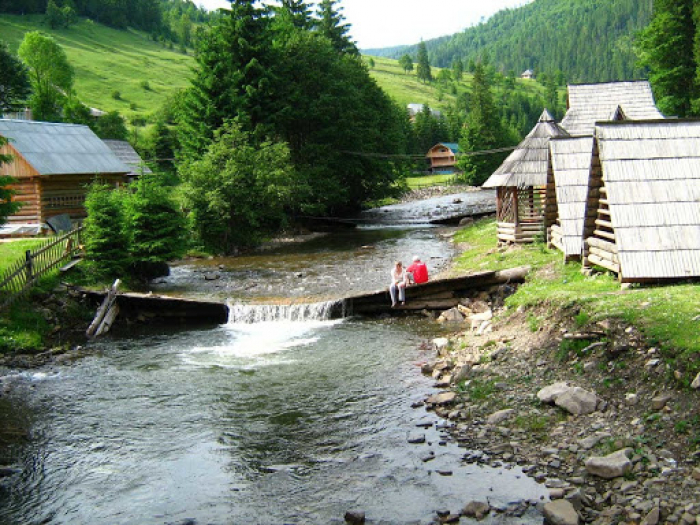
[86,279,120,338]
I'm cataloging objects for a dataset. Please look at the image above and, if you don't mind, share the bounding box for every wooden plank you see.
[595,218,614,230]
[587,253,619,273]
[593,229,616,241]
[587,237,618,254]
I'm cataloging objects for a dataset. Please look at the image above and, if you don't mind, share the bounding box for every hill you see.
[365,0,652,84]
[0,14,194,120]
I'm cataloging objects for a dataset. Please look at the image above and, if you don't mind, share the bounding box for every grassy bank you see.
[453,218,700,381]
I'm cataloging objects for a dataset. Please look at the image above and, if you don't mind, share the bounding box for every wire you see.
[340,146,516,160]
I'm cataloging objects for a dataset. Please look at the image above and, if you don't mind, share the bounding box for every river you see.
[0,219,546,525]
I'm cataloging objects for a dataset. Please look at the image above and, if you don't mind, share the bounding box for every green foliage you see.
[180,121,296,254]
[416,41,432,83]
[462,378,498,401]
[83,181,130,278]
[399,53,413,74]
[315,0,358,55]
[0,41,30,111]
[0,300,49,353]
[94,110,127,140]
[374,0,652,84]
[556,338,593,363]
[111,90,121,100]
[45,0,76,30]
[0,137,21,226]
[125,173,185,278]
[18,31,73,121]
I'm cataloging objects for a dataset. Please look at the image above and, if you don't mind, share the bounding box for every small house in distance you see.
[483,109,569,244]
[103,139,152,182]
[407,103,442,121]
[521,69,534,80]
[581,120,700,282]
[426,142,459,174]
[0,120,129,234]
[545,136,595,260]
[561,81,664,136]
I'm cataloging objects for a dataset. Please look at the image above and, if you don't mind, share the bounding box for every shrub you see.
[83,181,129,278]
[111,90,121,100]
[140,80,150,91]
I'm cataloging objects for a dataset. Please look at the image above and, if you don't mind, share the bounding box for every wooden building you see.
[582,120,700,282]
[521,69,534,80]
[545,136,595,260]
[561,81,664,136]
[483,109,569,244]
[0,120,129,231]
[103,139,152,182]
[426,142,459,173]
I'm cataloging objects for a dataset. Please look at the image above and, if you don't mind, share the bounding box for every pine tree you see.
[0,137,21,226]
[0,42,31,112]
[315,0,358,55]
[83,182,130,278]
[457,62,509,185]
[416,41,432,83]
[452,58,464,81]
[280,0,313,30]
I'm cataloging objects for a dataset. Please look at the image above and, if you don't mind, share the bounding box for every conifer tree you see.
[416,41,432,83]
[0,42,31,112]
[280,0,313,30]
[315,0,358,55]
[83,182,130,278]
[452,58,464,81]
[0,137,21,226]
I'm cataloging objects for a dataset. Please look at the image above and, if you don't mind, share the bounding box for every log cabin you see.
[545,136,595,260]
[483,109,569,244]
[561,81,664,136]
[0,120,129,235]
[582,120,700,283]
[426,142,459,174]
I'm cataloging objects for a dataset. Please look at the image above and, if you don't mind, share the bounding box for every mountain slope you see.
[366,0,653,84]
[0,14,194,119]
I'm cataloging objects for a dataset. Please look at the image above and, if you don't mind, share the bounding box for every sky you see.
[194,0,533,49]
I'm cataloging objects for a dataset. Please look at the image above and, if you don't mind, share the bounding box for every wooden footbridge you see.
[82,267,529,334]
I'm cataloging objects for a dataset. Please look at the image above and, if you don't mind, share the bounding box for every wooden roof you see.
[596,120,700,280]
[561,81,663,137]
[102,139,152,177]
[549,136,595,257]
[483,109,569,188]
[0,119,128,176]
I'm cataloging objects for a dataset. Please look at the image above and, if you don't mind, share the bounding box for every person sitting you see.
[406,255,429,285]
[389,261,408,307]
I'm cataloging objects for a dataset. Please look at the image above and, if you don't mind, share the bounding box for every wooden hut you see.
[545,136,595,260]
[561,81,664,136]
[582,120,700,282]
[483,109,569,244]
[103,139,152,182]
[0,120,129,231]
[426,142,459,173]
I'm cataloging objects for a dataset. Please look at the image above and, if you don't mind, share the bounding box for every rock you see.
[538,382,570,404]
[641,507,660,525]
[625,393,639,406]
[459,217,474,227]
[487,409,515,426]
[407,433,426,444]
[554,387,598,415]
[452,364,471,384]
[462,500,490,520]
[344,510,366,524]
[691,372,700,390]
[543,499,579,525]
[438,308,465,324]
[433,338,450,354]
[421,361,435,375]
[426,392,456,406]
[651,394,672,411]
[692,467,700,481]
[585,449,632,479]
[578,432,611,450]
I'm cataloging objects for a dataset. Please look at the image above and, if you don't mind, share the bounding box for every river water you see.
[0,222,547,525]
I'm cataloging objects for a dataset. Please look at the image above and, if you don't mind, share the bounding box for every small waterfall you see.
[226,299,347,324]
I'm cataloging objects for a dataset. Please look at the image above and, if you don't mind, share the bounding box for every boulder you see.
[426,392,456,406]
[651,393,672,411]
[641,507,660,525]
[585,449,632,479]
[462,500,490,520]
[691,372,700,390]
[543,499,579,525]
[344,510,366,524]
[537,382,570,404]
[555,387,598,415]
[432,338,450,354]
[438,308,465,324]
[487,408,515,426]
[452,364,471,384]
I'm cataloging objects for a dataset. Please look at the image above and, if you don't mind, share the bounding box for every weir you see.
[227,299,347,323]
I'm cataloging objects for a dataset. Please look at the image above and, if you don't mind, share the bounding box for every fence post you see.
[25,250,33,285]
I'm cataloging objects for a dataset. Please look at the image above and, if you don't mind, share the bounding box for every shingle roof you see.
[595,120,700,280]
[483,109,569,188]
[102,139,152,177]
[0,120,129,176]
[549,136,595,257]
[561,81,664,136]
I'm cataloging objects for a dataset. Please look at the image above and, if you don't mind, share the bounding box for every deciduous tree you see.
[399,54,413,74]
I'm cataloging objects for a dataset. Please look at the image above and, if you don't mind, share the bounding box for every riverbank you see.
[415,218,700,524]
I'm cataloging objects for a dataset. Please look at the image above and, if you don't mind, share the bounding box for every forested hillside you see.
[366,0,653,84]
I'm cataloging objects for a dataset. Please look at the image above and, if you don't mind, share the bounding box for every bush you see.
[140,80,151,91]
[111,90,121,100]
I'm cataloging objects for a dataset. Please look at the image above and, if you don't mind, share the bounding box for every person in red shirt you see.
[406,255,428,285]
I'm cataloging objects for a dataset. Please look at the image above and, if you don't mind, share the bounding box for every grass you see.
[0,14,193,121]
[406,173,457,189]
[0,239,47,274]
[453,218,700,380]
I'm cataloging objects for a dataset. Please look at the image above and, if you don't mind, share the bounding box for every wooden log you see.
[592,229,616,241]
[594,218,613,230]
[587,237,618,254]
[587,253,619,273]
[86,279,120,338]
[588,246,619,264]
[95,304,119,337]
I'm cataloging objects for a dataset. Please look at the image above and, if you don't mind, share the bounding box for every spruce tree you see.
[280,0,313,30]
[416,41,432,83]
[0,137,21,226]
[83,182,130,278]
[0,42,31,112]
[315,0,358,55]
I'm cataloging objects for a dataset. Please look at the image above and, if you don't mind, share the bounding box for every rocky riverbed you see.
[414,293,700,525]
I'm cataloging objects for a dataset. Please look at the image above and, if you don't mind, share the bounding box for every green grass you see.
[0,14,194,121]
[453,218,700,379]
[406,173,457,189]
[0,239,46,274]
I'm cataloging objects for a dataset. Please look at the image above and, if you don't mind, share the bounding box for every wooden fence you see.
[0,226,84,309]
